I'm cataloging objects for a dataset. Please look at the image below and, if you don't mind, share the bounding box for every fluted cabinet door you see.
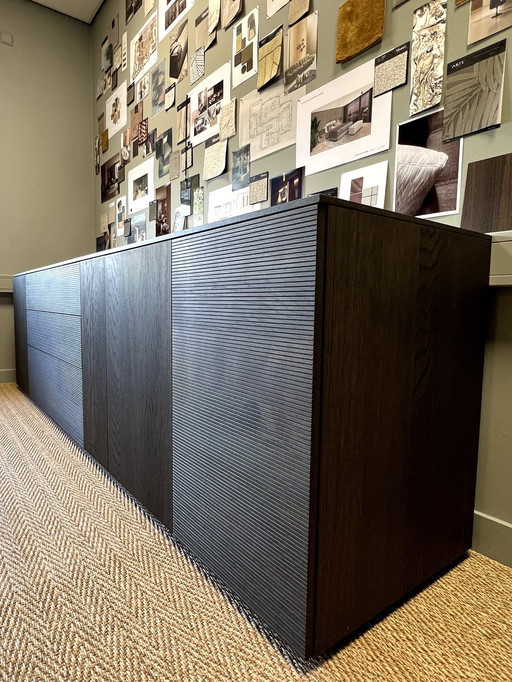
[105,243,172,529]
[171,205,321,656]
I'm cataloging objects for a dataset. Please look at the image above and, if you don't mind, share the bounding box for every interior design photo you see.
[310,87,373,155]
[2,0,512,680]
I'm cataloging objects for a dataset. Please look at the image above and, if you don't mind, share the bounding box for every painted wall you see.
[0,0,93,381]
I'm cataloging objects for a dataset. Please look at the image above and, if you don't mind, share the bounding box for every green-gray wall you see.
[0,0,93,381]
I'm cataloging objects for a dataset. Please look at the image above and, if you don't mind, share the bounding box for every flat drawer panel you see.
[26,263,81,315]
[172,208,318,655]
[27,310,82,368]
[28,346,83,446]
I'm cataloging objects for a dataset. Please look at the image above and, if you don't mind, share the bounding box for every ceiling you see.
[29,0,104,24]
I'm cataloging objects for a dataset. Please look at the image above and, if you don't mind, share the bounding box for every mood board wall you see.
[92,0,512,247]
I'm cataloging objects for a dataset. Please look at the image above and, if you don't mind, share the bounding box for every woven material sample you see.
[336,0,385,63]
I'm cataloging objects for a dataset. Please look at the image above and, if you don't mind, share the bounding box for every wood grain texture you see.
[81,258,109,471]
[105,243,172,530]
[12,276,28,394]
[312,206,491,656]
[461,153,512,233]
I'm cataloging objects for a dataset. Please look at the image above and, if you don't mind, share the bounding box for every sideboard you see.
[13,196,491,658]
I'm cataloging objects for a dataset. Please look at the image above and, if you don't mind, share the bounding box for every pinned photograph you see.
[121,129,131,164]
[232,8,259,89]
[127,211,147,243]
[128,157,155,213]
[410,0,447,117]
[101,153,120,203]
[137,74,150,102]
[285,11,317,94]
[169,20,188,82]
[232,144,250,190]
[151,60,166,116]
[339,160,388,208]
[297,59,392,176]
[159,0,194,41]
[468,0,512,45]
[176,99,190,144]
[156,128,173,177]
[155,183,171,236]
[130,102,143,140]
[189,63,231,147]
[106,82,127,138]
[395,110,461,218]
[270,167,304,206]
[116,195,127,236]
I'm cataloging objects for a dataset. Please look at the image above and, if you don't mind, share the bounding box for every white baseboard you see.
[0,369,16,383]
[473,510,512,569]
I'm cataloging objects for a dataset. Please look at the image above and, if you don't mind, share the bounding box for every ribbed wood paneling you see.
[13,276,29,394]
[171,206,319,656]
[26,263,81,315]
[27,310,82,368]
[28,346,84,446]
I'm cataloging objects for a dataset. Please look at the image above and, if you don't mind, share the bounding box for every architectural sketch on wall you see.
[232,8,259,89]
[339,160,388,208]
[285,11,317,94]
[468,0,512,45]
[395,110,462,219]
[443,39,506,142]
[189,63,231,147]
[105,82,127,138]
[297,59,392,176]
[159,0,194,41]
[207,185,260,223]
[374,42,410,97]
[128,157,155,213]
[409,0,447,117]
[239,82,304,161]
[130,12,158,83]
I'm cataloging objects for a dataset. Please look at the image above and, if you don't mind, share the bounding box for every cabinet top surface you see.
[14,196,491,277]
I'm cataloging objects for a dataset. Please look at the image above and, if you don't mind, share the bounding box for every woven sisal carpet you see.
[1,382,511,681]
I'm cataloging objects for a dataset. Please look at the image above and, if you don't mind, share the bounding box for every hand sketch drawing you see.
[239,82,304,161]
[409,0,447,117]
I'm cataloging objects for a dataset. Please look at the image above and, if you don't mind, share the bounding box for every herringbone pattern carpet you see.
[1,382,511,681]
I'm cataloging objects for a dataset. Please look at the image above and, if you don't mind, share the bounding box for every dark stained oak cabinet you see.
[12,197,491,658]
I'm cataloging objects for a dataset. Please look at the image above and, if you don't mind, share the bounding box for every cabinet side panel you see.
[172,207,318,657]
[13,276,29,394]
[106,243,172,529]
[81,258,109,470]
[406,227,490,565]
[314,206,419,654]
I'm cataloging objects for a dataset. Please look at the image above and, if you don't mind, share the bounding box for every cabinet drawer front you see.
[27,310,82,368]
[172,207,319,654]
[28,346,83,446]
[26,263,81,315]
